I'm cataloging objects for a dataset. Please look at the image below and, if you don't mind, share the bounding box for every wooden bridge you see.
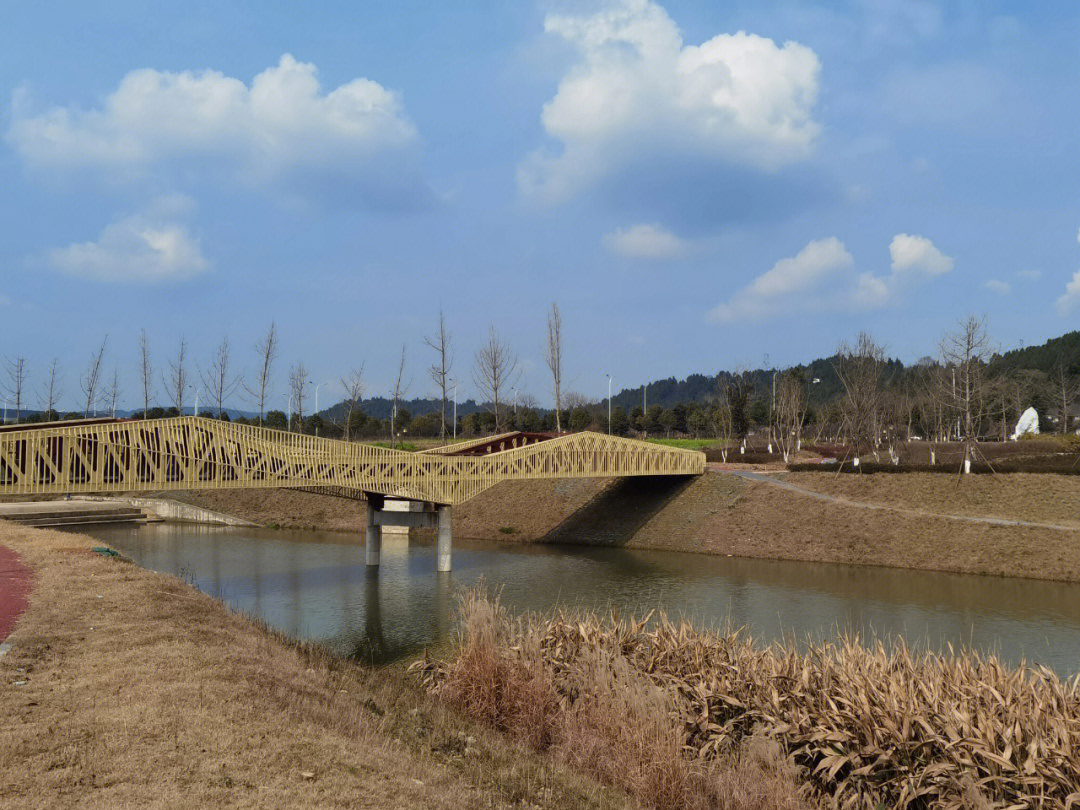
[0,416,704,571]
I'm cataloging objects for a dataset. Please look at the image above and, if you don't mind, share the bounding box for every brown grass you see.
[784,470,1080,529]
[415,591,812,810]
[416,592,1080,809]
[0,522,630,809]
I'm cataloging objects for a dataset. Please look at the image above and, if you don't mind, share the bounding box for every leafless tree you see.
[562,391,591,411]
[288,361,310,432]
[247,322,278,426]
[545,302,563,431]
[424,311,453,441]
[773,369,806,463]
[37,358,63,419]
[1050,362,1078,434]
[833,333,885,467]
[105,368,122,417]
[338,365,365,441]
[3,357,29,422]
[712,378,733,462]
[163,339,190,414]
[939,315,993,441]
[200,336,241,419]
[389,346,410,444]
[81,336,108,417]
[138,330,154,418]
[473,325,519,434]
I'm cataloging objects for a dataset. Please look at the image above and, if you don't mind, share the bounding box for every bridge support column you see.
[437,504,452,572]
[365,494,383,567]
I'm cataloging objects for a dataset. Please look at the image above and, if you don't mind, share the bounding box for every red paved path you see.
[0,545,33,641]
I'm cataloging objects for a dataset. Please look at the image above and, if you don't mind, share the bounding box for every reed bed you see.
[412,591,1080,809]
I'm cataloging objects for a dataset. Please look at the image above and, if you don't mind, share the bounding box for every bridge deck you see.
[0,417,704,506]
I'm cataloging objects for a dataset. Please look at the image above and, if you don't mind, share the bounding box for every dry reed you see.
[413,590,1080,809]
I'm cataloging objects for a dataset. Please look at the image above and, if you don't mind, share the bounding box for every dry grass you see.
[415,591,1080,810]
[0,523,630,810]
[414,591,813,810]
[785,470,1080,529]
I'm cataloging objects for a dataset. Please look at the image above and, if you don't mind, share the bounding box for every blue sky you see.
[2,0,1079,411]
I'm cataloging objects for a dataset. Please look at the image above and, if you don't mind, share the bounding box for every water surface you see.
[87,523,1080,673]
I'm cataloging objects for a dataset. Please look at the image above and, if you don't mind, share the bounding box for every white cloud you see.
[985,279,1011,294]
[889,233,953,275]
[8,55,420,200]
[603,223,687,259]
[1017,268,1041,280]
[520,0,821,201]
[1057,270,1080,315]
[710,232,951,322]
[1076,226,1080,245]
[44,207,208,283]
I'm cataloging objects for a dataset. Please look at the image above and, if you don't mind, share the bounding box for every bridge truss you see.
[0,417,704,506]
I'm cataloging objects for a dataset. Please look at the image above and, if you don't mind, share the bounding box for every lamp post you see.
[314,382,326,436]
[606,374,613,435]
[451,380,459,440]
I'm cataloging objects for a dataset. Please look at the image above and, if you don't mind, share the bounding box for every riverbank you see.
[0,522,629,809]
[167,470,1080,582]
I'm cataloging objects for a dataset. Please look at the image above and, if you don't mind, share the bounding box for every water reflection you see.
[87,523,1080,672]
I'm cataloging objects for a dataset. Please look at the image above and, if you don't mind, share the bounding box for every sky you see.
[2,0,1079,411]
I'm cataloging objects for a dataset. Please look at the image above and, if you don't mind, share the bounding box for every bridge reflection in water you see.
[87,522,1080,673]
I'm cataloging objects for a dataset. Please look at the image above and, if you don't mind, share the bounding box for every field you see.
[415,590,1080,809]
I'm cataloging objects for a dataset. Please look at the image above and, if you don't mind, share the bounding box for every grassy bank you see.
[164,469,1080,582]
[414,591,1080,809]
[0,522,629,809]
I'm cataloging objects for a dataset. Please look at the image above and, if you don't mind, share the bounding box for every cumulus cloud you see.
[603,223,687,259]
[8,55,425,205]
[889,233,954,275]
[520,0,821,202]
[1057,270,1080,315]
[710,232,951,322]
[44,206,208,283]
[985,279,1011,295]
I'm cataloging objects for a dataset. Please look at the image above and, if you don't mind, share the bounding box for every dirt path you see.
[722,469,1080,532]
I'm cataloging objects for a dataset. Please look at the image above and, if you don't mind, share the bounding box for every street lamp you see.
[314,382,327,435]
[450,379,459,440]
[606,374,613,435]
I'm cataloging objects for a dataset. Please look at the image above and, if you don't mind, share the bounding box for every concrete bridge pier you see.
[437,505,452,572]
[364,495,453,572]
[365,494,382,567]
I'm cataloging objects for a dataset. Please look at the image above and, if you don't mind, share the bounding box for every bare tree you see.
[833,333,885,467]
[773,369,806,463]
[338,365,365,441]
[138,330,154,418]
[288,362,310,432]
[712,376,733,462]
[247,323,278,426]
[105,369,122,417]
[939,316,992,440]
[163,339,189,414]
[389,346,410,444]
[37,358,63,419]
[3,357,29,422]
[1051,362,1078,434]
[424,311,453,441]
[473,325,519,434]
[201,336,241,419]
[545,302,564,431]
[81,336,108,417]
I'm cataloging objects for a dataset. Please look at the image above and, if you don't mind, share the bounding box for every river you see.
[86,522,1080,673]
